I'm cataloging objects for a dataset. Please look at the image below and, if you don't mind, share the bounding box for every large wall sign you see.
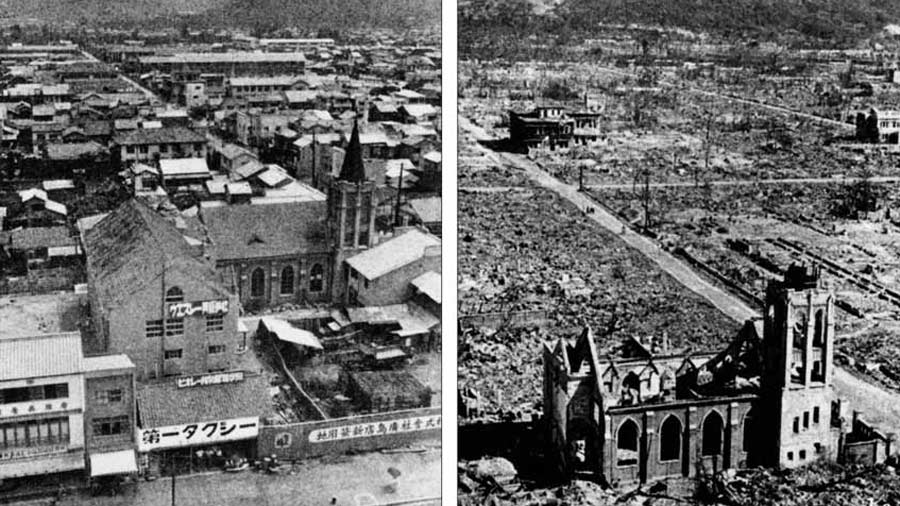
[307,414,441,443]
[137,416,258,452]
[167,300,229,319]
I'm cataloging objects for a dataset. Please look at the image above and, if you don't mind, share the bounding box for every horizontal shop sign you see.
[0,444,68,461]
[138,416,259,452]
[308,414,441,443]
[175,371,245,389]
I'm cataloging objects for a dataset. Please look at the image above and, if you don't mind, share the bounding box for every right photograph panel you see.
[458,3,900,503]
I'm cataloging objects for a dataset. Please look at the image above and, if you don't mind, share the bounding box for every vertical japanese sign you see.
[137,416,259,451]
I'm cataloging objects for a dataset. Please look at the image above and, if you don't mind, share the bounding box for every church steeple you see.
[338,120,367,183]
[326,118,378,304]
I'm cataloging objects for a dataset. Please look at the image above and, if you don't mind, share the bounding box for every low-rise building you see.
[344,228,441,307]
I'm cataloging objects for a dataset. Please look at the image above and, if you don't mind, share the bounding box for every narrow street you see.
[460,114,900,440]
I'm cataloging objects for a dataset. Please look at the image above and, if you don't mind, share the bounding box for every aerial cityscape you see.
[459,1,900,504]
[0,3,442,505]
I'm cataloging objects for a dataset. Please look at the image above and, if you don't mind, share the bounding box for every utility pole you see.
[642,166,651,231]
[393,163,404,227]
[171,453,176,506]
[701,113,712,188]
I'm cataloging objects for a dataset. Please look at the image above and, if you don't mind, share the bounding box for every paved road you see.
[462,116,900,439]
[56,447,441,506]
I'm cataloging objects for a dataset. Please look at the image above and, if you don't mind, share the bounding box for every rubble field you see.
[458,185,739,420]
[461,59,900,189]
[591,182,900,391]
[458,458,900,506]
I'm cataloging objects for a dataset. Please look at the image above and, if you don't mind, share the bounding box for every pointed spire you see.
[338,119,367,183]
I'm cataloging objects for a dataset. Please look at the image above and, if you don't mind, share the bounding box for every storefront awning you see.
[89,449,137,477]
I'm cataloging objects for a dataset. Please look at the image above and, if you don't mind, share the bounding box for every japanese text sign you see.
[307,414,441,444]
[176,371,245,389]
[167,300,229,319]
[137,416,258,451]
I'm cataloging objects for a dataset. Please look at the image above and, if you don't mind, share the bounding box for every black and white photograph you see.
[459,1,900,504]
[0,1,442,504]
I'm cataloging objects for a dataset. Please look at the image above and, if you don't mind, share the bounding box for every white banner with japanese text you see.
[137,416,259,451]
[307,414,441,443]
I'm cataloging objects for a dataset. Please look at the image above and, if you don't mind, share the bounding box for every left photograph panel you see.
[0,3,442,504]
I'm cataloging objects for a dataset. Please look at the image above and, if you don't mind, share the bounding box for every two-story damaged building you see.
[509,106,601,151]
[543,266,843,486]
[856,107,900,144]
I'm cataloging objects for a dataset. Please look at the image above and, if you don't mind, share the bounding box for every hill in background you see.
[0,0,440,31]
[460,0,900,55]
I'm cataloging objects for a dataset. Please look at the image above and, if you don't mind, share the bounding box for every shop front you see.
[134,371,270,477]
[87,449,138,495]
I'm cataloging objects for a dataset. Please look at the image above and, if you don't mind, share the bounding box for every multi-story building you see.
[112,126,207,165]
[80,199,271,472]
[0,333,136,482]
[138,52,307,79]
[508,106,602,151]
[82,199,241,381]
[543,266,843,486]
[856,107,900,144]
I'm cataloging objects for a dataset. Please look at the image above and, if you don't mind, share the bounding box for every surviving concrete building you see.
[856,107,900,143]
[543,266,843,486]
[508,106,601,151]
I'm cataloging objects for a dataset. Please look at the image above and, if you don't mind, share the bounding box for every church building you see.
[543,265,844,486]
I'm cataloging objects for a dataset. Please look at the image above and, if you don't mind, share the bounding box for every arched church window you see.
[616,419,639,466]
[702,411,724,456]
[309,264,324,292]
[659,415,681,462]
[250,268,265,297]
[280,266,295,295]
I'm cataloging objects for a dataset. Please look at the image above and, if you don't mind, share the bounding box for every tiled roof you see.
[83,199,224,309]
[136,373,271,428]
[140,52,307,65]
[113,126,206,146]
[7,226,75,250]
[0,333,83,380]
[345,229,440,280]
[45,141,106,160]
[200,201,328,261]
